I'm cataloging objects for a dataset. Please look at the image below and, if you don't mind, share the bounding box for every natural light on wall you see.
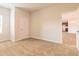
[0,15,2,33]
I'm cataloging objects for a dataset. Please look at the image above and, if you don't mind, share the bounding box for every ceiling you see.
[0,3,52,11]
[0,3,78,12]
[0,3,78,13]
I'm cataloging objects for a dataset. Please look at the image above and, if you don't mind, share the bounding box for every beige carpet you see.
[0,38,78,56]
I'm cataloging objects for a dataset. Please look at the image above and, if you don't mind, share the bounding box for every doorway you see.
[62,13,76,47]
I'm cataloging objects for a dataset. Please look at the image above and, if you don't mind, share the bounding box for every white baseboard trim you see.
[11,37,30,42]
[30,36,63,44]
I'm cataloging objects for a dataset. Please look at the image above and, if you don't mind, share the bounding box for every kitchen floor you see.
[63,32,76,47]
[0,38,78,56]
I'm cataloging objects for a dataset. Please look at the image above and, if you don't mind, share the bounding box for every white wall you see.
[9,4,77,43]
[68,17,79,33]
[31,9,62,43]
[15,8,30,41]
[30,4,77,43]
[0,7,10,41]
[10,7,16,42]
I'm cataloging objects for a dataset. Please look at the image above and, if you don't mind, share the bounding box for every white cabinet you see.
[76,31,79,50]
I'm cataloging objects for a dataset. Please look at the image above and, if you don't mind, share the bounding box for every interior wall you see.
[9,4,77,43]
[30,4,77,43]
[0,7,10,41]
[31,8,62,43]
[10,7,16,42]
[68,17,79,33]
[15,8,30,41]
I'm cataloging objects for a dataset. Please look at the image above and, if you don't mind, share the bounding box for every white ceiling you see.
[0,3,52,11]
[0,3,78,12]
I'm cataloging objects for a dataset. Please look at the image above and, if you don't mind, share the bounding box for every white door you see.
[0,7,10,41]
